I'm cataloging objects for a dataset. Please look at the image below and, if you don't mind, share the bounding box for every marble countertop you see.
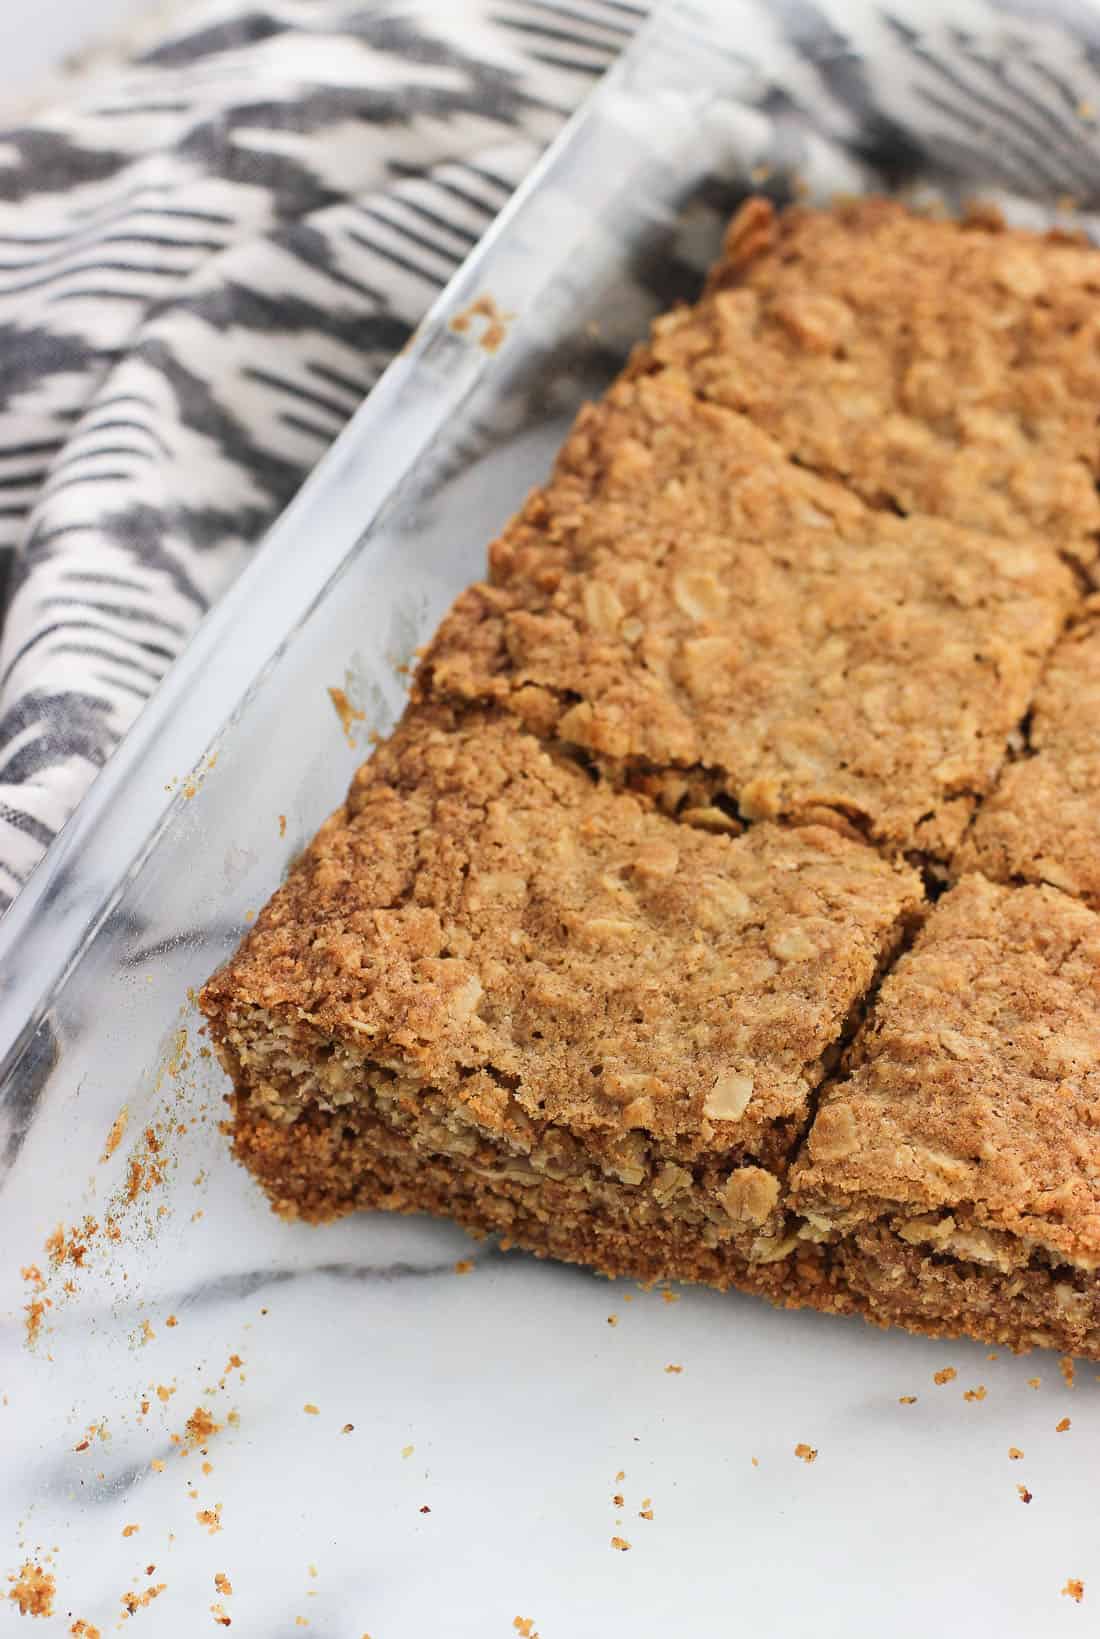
[2,1017,1098,1638]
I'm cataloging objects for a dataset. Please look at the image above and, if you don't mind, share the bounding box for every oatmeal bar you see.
[955,597,1100,907]
[791,875,1100,1356]
[420,371,1075,861]
[200,707,921,1293]
[634,196,1100,573]
[203,195,1100,1359]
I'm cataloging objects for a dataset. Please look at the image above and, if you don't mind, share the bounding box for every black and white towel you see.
[5,0,1100,916]
[0,0,647,913]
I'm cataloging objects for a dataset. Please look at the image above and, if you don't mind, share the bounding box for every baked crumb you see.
[185,1407,221,1447]
[7,1560,55,1618]
[214,1574,232,1596]
[1057,1417,1072,1433]
[794,1443,817,1463]
[1017,1485,1033,1504]
[120,1583,166,1620]
[1008,1447,1024,1460]
[122,1525,139,1538]
[303,1404,319,1416]
[664,1365,683,1375]
[453,1259,473,1275]
[101,1105,129,1161]
[610,1537,631,1552]
[1060,1357,1076,1389]
[898,1395,917,1405]
[196,1506,222,1535]
[1063,1579,1085,1603]
[963,1386,986,1402]
[933,1368,957,1386]
[1028,1377,1041,1389]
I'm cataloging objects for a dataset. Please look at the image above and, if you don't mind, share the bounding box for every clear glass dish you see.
[4,4,1100,1634]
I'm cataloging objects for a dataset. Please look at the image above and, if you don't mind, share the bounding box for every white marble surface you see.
[3,1028,1100,1639]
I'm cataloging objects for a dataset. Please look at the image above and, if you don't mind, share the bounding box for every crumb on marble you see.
[7,1560,55,1618]
[185,1407,221,1447]
[119,1582,166,1620]
[101,1106,129,1162]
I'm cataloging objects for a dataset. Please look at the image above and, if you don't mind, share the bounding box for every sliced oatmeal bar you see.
[200,707,921,1294]
[790,874,1100,1356]
[420,371,1076,862]
[633,196,1100,574]
[955,597,1100,907]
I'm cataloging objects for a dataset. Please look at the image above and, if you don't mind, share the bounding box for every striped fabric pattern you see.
[0,0,644,911]
[5,0,1100,914]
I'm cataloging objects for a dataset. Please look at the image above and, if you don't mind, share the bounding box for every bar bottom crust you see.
[229,1094,1100,1357]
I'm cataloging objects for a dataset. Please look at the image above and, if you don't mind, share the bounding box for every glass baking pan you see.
[5,3,1100,1634]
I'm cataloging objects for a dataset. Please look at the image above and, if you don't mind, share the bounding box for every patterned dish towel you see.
[0,0,644,914]
[6,0,1100,918]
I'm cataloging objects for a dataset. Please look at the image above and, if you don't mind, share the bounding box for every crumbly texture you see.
[230,1091,851,1306]
[420,371,1075,861]
[956,598,1100,905]
[204,196,1100,1360]
[634,196,1100,573]
[202,706,922,1263]
[791,875,1100,1351]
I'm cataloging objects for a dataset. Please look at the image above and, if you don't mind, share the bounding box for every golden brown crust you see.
[203,196,1100,1360]
[638,196,1100,571]
[956,597,1100,905]
[420,372,1075,860]
[201,705,922,1159]
[792,875,1100,1265]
